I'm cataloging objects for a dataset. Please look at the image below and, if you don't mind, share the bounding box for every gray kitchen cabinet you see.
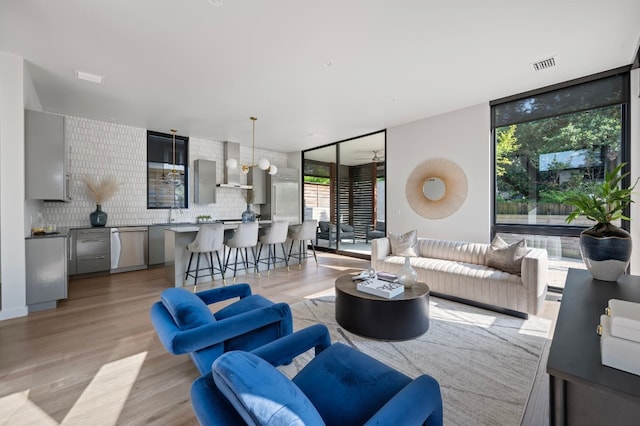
[148,223,194,265]
[148,225,170,265]
[26,236,68,312]
[248,168,266,204]
[25,109,71,202]
[194,159,216,204]
[75,228,110,274]
[68,229,77,275]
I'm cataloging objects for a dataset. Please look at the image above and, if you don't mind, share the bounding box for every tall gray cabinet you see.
[25,109,71,201]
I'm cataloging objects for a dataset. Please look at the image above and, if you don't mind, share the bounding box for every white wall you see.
[40,115,289,227]
[0,52,27,320]
[386,103,491,243]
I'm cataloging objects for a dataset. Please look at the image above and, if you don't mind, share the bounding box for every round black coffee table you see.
[335,274,430,341]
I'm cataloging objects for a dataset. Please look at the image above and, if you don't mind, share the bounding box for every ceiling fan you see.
[354,149,385,164]
[370,149,384,162]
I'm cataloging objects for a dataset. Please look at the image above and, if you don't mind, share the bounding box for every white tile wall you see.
[41,115,288,227]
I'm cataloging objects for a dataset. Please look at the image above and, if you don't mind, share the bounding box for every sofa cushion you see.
[340,223,354,232]
[486,236,529,275]
[389,230,418,257]
[212,351,324,426]
[161,288,215,330]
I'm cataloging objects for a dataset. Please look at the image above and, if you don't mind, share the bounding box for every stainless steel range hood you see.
[216,141,252,189]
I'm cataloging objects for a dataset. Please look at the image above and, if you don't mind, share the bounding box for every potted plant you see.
[565,163,638,281]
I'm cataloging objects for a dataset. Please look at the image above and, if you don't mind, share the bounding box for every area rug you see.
[278,295,551,426]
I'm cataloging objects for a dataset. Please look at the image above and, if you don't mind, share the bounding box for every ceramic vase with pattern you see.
[241,204,256,223]
[580,222,631,282]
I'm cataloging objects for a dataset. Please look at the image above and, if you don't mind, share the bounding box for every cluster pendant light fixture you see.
[164,128,182,185]
[226,117,277,176]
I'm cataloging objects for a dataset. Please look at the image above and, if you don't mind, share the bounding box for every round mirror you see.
[423,177,446,201]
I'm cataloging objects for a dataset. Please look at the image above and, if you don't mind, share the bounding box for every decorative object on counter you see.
[196,215,214,224]
[83,175,119,227]
[397,256,418,288]
[565,163,639,282]
[242,189,256,222]
[225,117,278,176]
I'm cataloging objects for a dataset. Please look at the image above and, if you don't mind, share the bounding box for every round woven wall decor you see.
[405,158,468,219]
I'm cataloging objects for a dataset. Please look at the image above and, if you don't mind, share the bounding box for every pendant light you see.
[165,129,182,185]
[226,117,277,175]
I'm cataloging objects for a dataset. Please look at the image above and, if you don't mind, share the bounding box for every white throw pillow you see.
[388,230,418,257]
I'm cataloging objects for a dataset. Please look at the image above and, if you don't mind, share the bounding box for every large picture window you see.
[491,69,630,290]
[147,130,189,209]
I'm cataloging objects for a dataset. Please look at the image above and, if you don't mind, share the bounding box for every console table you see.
[547,268,640,425]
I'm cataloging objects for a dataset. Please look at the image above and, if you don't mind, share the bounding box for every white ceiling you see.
[1,1,639,155]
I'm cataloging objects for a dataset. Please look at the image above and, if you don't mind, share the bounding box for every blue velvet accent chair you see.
[191,324,443,426]
[150,284,293,375]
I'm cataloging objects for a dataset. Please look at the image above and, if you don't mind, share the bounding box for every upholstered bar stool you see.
[224,222,260,282]
[257,220,289,276]
[287,219,318,268]
[185,223,226,291]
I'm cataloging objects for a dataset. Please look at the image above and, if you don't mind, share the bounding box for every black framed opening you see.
[147,130,189,209]
[491,67,631,292]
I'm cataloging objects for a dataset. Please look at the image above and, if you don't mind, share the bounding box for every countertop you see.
[26,228,70,240]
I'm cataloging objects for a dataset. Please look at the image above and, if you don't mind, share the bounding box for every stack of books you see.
[356,278,404,299]
[598,299,640,376]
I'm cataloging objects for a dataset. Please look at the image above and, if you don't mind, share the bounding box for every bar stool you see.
[185,223,226,290]
[287,219,318,268]
[224,222,260,282]
[257,220,289,276]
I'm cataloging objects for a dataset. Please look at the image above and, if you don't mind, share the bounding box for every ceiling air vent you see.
[532,57,556,71]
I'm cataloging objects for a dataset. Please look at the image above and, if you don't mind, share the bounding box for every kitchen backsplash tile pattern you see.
[41,115,288,227]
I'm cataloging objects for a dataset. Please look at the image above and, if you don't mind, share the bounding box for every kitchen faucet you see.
[168,205,184,223]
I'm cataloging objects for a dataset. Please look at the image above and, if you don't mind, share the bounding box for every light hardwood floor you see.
[0,252,559,425]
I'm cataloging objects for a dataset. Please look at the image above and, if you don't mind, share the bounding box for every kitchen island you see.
[164,222,274,287]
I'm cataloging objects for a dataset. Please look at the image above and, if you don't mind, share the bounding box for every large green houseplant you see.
[565,163,638,281]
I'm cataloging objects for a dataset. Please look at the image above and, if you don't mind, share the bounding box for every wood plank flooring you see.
[0,252,559,425]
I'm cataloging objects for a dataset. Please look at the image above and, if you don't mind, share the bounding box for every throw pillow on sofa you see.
[388,230,418,257]
[486,236,529,275]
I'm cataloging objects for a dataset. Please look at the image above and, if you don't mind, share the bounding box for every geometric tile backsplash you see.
[41,115,289,227]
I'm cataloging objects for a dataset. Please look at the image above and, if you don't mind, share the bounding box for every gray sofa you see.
[316,221,355,245]
[371,237,548,317]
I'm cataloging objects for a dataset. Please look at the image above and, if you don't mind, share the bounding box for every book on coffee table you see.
[376,271,398,282]
[357,278,404,299]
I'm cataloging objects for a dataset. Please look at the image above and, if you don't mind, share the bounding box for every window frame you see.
[146,130,189,209]
[490,67,632,239]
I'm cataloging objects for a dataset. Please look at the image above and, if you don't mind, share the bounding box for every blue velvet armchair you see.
[191,324,443,426]
[150,284,293,375]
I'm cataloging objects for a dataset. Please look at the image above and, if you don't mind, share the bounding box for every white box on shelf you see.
[599,315,640,376]
[357,279,404,299]
[606,299,640,343]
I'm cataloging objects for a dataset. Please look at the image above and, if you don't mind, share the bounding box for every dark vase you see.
[90,204,108,227]
[580,222,631,282]
[241,204,256,223]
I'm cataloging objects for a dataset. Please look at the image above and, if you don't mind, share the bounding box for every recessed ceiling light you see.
[306,132,321,137]
[74,70,105,84]
[208,0,223,6]
[323,61,333,68]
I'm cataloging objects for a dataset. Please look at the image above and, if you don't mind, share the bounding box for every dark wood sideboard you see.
[547,268,640,425]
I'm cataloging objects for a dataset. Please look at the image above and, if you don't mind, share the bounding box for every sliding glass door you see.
[303,131,386,257]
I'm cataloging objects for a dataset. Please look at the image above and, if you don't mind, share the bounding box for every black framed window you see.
[491,68,630,291]
[147,130,189,208]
